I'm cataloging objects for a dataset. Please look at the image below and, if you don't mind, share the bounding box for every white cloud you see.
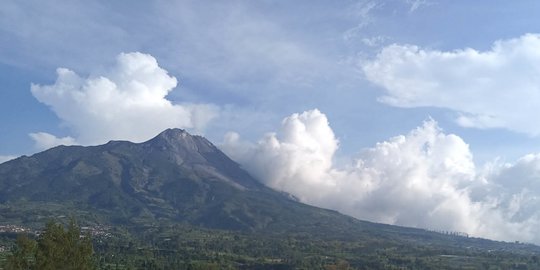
[28,132,76,151]
[31,52,218,146]
[222,109,338,199]
[405,0,433,13]
[0,155,17,164]
[343,1,382,43]
[363,33,540,136]
[222,109,540,243]
[361,36,390,47]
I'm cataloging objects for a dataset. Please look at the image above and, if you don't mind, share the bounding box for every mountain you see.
[1,128,540,268]
[0,128,361,233]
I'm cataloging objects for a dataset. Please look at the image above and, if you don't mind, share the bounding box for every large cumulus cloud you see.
[30,52,218,149]
[362,33,540,136]
[222,109,540,243]
[223,110,340,206]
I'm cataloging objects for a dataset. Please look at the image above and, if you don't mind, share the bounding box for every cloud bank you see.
[363,33,540,136]
[31,52,218,149]
[222,109,540,243]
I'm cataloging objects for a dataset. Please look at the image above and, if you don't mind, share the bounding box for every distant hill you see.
[0,128,539,260]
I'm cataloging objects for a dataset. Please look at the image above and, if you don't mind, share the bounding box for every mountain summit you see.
[143,128,263,190]
[145,128,214,163]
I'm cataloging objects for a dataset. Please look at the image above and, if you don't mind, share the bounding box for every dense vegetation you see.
[90,225,540,269]
[1,221,539,270]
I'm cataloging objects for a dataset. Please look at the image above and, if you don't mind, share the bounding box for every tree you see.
[5,234,36,270]
[5,219,95,270]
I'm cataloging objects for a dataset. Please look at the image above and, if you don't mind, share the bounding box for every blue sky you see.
[2,0,540,161]
[3,0,540,242]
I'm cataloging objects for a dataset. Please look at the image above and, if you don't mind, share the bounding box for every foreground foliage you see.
[4,220,94,270]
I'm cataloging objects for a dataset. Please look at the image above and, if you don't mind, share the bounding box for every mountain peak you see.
[160,127,188,135]
[142,129,262,189]
[149,128,229,160]
[155,128,190,141]
[147,128,200,149]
